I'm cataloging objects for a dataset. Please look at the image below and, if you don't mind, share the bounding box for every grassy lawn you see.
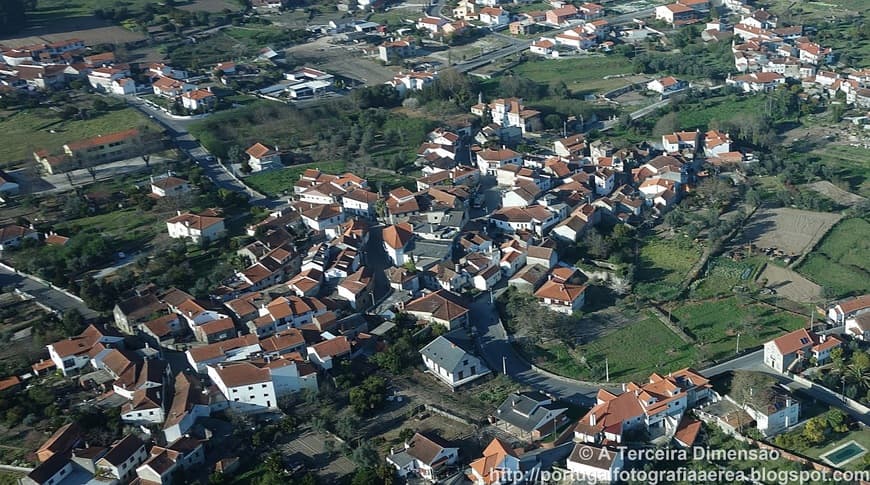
[634,236,702,301]
[507,55,636,96]
[0,103,154,166]
[367,8,418,28]
[801,428,870,471]
[577,315,697,382]
[671,94,768,131]
[672,297,807,364]
[526,315,697,382]
[797,217,870,298]
[244,161,347,196]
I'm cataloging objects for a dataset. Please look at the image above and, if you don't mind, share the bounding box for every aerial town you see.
[0,0,868,483]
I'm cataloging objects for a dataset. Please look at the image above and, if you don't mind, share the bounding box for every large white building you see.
[207,358,317,413]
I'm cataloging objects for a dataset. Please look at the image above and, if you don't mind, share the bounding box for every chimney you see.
[589,413,596,426]
[176,210,182,216]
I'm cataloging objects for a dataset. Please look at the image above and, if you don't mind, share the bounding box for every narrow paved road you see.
[470,290,621,406]
[0,266,100,320]
[125,98,273,207]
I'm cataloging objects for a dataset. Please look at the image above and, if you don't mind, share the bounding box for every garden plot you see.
[739,208,841,258]
[803,181,867,207]
[757,264,822,303]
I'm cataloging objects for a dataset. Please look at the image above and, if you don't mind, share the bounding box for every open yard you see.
[0,99,155,167]
[797,217,870,298]
[634,236,702,300]
[670,94,768,131]
[757,264,823,303]
[507,55,637,96]
[524,313,696,382]
[671,297,807,364]
[738,207,842,258]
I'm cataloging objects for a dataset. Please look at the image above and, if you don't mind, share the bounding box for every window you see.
[262,384,267,388]
[250,395,255,400]
[248,386,253,390]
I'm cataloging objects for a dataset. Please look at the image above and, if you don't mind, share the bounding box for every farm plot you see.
[797,218,870,297]
[738,207,842,258]
[803,181,867,207]
[756,264,822,303]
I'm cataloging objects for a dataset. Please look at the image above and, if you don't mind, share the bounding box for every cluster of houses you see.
[678,4,870,106]
[32,128,165,175]
[20,421,209,485]
[0,39,88,90]
[0,38,220,112]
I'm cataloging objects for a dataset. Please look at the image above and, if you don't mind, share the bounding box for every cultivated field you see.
[757,264,823,303]
[739,207,842,258]
[803,181,867,207]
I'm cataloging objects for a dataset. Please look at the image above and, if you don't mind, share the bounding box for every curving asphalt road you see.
[470,290,622,406]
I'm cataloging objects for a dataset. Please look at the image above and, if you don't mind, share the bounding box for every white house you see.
[300,204,346,238]
[763,328,842,373]
[566,443,623,483]
[207,362,277,413]
[245,142,282,172]
[387,432,459,481]
[151,176,191,198]
[534,276,586,314]
[478,7,509,26]
[306,336,351,370]
[647,76,686,95]
[47,324,124,376]
[726,72,785,92]
[846,313,870,341]
[96,435,148,483]
[738,390,800,437]
[828,294,870,324]
[181,88,217,112]
[166,211,226,243]
[420,334,491,389]
[382,222,415,266]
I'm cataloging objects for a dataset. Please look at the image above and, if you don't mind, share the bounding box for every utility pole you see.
[736,332,741,354]
[605,358,609,382]
[502,355,507,375]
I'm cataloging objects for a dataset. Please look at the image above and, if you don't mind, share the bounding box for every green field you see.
[508,55,636,96]
[528,314,697,382]
[577,315,697,382]
[634,236,702,300]
[811,145,870,198]
[58,209,163,249]
[797,218,870,298]
[244,161,347,196]
[672,297,807,364]
[0,103,153,166]
[670,94,768,131]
